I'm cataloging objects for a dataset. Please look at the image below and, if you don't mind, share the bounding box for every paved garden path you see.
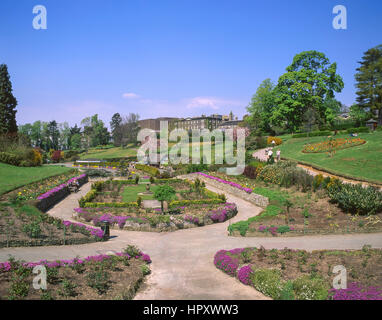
[1,179,382,300]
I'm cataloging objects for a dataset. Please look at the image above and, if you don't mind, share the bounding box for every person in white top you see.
[276,150,281,162]
[267,149,273,163]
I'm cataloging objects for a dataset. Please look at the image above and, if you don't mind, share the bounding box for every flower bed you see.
[9,170,79,202]
[329,282,382,300]
[196,172,253,193]
[302,137,366,153]
[62,220,104,239]
[73,202,238,232]
[214,246,382,300]
[0,246,151,300]
[0,204,105,248]
[0,250,150,272]
[36,174,88,212]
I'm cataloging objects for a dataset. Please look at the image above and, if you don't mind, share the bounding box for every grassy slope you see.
[0,163,72,195]
[276,131,382,183]
[79,145,138,160]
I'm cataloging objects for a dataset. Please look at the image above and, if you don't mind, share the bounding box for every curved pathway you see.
[1,180,382,300]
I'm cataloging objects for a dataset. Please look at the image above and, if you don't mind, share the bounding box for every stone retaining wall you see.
[186,174,269,208]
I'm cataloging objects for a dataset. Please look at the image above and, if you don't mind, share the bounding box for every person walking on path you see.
[267,149,274,164]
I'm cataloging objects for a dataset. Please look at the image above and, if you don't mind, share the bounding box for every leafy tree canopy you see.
[271,50,344,132]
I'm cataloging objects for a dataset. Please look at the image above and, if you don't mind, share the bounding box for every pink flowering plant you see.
[196,172,253,193]
[329,282,382,300]
[0,248,151,272]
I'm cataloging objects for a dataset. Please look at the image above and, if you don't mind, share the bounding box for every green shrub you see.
[86,267,110,295]
[346,127,369,134]
[292,130,332,138]
[40,290,54,300]
[292,275,329,300]
[46,267,60,284]
[327,182,382,215]
[280,280,295,300]
[276,225,292,234]
[84,169,111,177]
[0,152,20,166]
[135,163,160,177]
[8,275,30,299]
[137,196,142,207]
[22,221,42,238]
[140,264,151,275]
[78,189,98,207]
[83,201,139,208]
[124,245,141,257]
[58,278,77,297]
[186,163,208,173]
[250,268,283,300]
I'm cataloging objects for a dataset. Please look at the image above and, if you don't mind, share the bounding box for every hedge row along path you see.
[252,147,382,190]
[0,179,382,299]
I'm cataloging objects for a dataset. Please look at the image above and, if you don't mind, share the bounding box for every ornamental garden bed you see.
[0,245,151,300]
[206,165,382,237]
[2,171,88,212]
[190,173,269,208]
[2,169,80,202]
[214,246,382,300]
[74,202,237,232]
[0,203,104,248]
[228,183,382,237]
[36,174,88,212]
[79,178,225,208]
[302,137,366,153]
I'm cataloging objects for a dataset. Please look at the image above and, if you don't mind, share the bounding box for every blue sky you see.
[1,0,381,127]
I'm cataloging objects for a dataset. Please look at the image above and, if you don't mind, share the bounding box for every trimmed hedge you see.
[292,130,332,139]
[83,202,139,208]
[346,127,369,134]
[135,163,160,177]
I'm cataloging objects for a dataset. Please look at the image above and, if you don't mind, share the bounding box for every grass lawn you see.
[121,184,159,202]
[0,163,72,195]
[276,131,382,183]
[79,144,138,160]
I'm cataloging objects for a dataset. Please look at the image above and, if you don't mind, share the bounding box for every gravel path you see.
[1,179,381,300]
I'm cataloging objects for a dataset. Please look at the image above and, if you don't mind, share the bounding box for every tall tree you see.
[246,78,277,134]
[58,122,71,150]
[110,113,123,146]
[0,64,18,134]
[47,120,59,150]
[81,114,110,148]
[121,113,140,146]
[272,51,344,132]
[349,103,368,127]
[31,121,43,148]
[355,44,382,125]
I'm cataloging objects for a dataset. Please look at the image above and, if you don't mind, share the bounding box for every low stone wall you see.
[186,174,269,208]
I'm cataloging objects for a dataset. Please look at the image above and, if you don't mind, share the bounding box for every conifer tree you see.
[355,45,382,124]
[0,64,18,134]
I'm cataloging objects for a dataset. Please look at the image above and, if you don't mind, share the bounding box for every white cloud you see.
[185,96,242,110]
[122,92,140,99]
